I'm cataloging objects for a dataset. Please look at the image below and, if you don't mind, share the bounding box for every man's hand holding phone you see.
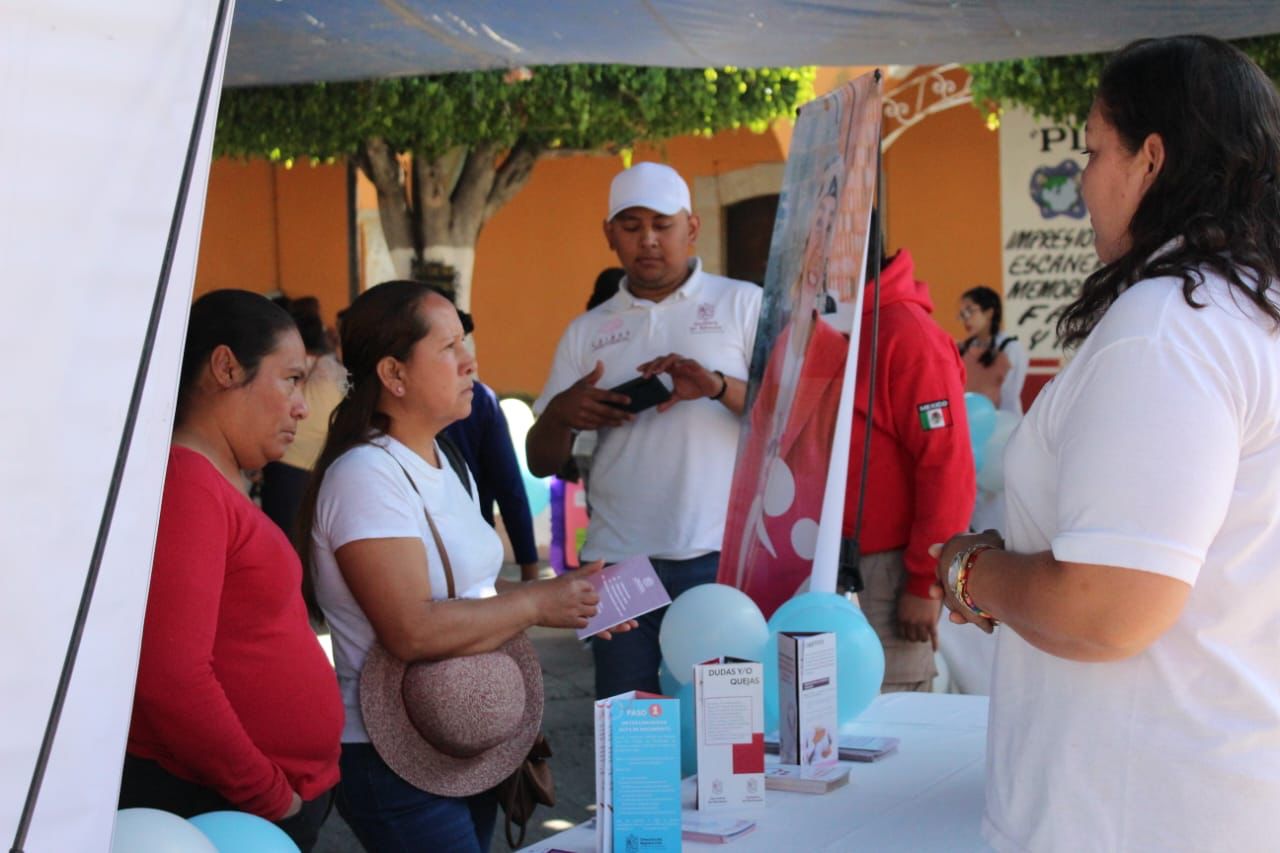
[544,361,635,430]
[636,353,725,413]
[605,374,674,413]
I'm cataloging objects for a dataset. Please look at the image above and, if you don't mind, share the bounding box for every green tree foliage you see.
[966,36,1280,126]
[215,65,815,299]
[217,65,814,164]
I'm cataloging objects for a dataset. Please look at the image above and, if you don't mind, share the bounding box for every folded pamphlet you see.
[594,691,681,853]
[576,556,672,639]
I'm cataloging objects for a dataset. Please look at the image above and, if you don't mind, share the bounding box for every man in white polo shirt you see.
[528,162,761,698]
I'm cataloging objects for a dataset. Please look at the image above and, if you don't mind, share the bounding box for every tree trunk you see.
[356,136,543,309]
[354,137,417,279]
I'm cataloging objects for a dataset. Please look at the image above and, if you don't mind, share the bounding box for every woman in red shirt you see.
[119,290,344,852]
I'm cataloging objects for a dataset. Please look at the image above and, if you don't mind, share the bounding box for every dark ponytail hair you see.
[177,290,296,425]
[961,285,1004,367]
[1058,35,1280,349]
[295,279,450,617]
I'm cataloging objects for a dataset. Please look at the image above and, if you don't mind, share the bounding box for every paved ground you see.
[315,565,598,852]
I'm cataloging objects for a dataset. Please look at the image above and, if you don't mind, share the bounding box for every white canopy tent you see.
[225,0,1280,85]
[4,3,1279,850]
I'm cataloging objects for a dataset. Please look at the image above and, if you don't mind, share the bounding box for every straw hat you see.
[359,633,543,797]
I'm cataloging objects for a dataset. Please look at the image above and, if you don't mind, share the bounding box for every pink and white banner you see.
[718,72,882,618]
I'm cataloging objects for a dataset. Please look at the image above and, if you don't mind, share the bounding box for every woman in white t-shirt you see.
[933,36,1280,852]
[297,280,629,852]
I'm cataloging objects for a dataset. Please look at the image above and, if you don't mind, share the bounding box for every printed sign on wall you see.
[999,107,1102,360]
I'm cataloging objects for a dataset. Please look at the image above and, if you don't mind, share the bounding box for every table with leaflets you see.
[522,693,989,852]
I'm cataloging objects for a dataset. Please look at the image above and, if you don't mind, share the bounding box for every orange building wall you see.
[469,127,787,396]
[883,102,1003,341]
[195,158,349,326]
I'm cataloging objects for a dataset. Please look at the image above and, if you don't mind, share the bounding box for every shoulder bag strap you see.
[377,443,457,599]
[435,432,473,499]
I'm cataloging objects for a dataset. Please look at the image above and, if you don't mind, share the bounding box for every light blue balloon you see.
[657,662,697,775]
[112,809,218,853]
[521,469,551,517]
[964,392,997,472]
[978,410,1019,493]
[675,677,698,778]
[658,659,680,696]
[658,583,769,685]
[189,811,299,853]
[762,593,885,732]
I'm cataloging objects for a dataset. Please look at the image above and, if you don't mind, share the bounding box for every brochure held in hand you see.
[576,556,671,640]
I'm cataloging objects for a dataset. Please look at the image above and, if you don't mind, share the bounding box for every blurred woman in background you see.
[958,285,1027,416]
[261,294,347,539]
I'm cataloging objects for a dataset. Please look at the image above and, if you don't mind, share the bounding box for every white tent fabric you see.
[226,0,1280,86]
[4,2,1279,851]
[0,3,231,850]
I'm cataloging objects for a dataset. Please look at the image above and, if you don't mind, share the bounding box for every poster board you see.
[718,72,882,617]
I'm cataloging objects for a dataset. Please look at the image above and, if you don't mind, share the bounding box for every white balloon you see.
[112,809,218,853]
[499,397,536,466]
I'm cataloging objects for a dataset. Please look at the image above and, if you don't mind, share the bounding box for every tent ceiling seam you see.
[640,0,705,63]
[377,0,512,68]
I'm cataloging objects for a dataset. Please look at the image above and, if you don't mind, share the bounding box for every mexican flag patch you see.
[918,400,952,431]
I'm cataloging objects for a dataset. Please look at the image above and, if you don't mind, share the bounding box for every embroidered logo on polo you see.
[689,302,723,334]
[918,400,952,430]
[590,316,633,351]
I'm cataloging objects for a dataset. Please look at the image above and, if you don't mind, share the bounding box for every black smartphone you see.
[606,374,673,413]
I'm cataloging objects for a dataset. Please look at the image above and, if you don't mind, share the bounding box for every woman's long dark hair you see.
[961,285,1004,367]
[295,279,446,616]
[177,290,296,425]
[1058,35,1280,349]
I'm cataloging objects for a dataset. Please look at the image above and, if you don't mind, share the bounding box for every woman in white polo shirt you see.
[934,36,1280,852]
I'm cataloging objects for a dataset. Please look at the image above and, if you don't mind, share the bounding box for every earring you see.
[396,386,405,396]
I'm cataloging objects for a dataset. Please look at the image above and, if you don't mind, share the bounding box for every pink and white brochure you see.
[576,556,672,639]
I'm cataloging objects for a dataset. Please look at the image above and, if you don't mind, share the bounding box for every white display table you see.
[522,693,989,852]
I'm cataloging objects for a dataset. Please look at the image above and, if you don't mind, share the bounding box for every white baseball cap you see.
[607,162,692,221]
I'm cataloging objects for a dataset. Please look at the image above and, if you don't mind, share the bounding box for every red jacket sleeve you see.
[131,467,294,819]
[886,330,976,598]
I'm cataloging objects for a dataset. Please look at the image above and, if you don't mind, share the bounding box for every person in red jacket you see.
[119,290,344,852]
[843,247,975,692]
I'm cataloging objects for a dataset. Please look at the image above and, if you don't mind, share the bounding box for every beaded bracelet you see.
[954,544,997,621]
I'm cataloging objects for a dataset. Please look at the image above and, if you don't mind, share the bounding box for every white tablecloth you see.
[523,693,989,852]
